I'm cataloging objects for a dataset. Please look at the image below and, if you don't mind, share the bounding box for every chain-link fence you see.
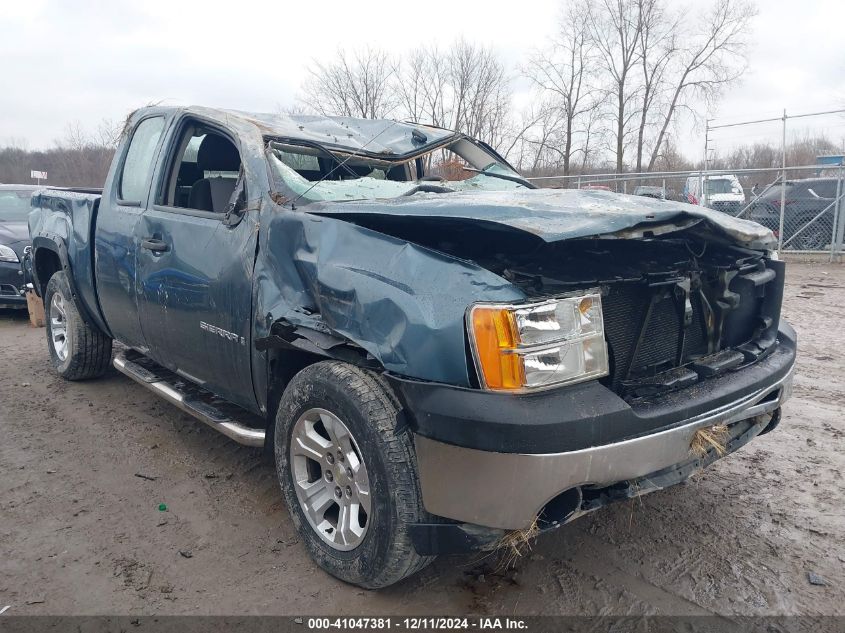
[526,109,845,258]
[529,163,845,257]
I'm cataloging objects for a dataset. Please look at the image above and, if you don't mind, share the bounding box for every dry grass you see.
[690,423,729,457]
[495,518,540,571]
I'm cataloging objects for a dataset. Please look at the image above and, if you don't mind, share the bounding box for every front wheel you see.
[44,271,113,380]
[274,361,433,588]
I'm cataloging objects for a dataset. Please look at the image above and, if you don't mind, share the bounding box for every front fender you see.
[253,207,525,387]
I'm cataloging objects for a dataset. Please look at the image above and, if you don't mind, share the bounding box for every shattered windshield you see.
[267,137,528,203]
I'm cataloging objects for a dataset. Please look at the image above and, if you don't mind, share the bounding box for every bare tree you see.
[634,0,677,172]
[521,0,754,174]
[290,0,753,174]
[393,46,450,128]
[0,120,116,187]
[448,40,512,148]
[300,47,398,119]
[95,118,123,148]
[393,47,432,124]
[523,0,597,175]
[589,0,645,173]
[392,40,512,151]
[505,101,568,172]
[577,104,602,172]
[646,0,756,170]
[62,122,88,152]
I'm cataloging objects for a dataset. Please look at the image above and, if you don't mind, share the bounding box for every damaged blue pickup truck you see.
[28,106,795,588]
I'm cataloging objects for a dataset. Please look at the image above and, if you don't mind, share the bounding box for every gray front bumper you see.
[414,366,794,530]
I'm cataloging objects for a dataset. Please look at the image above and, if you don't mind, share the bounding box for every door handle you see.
[141,238,169,253]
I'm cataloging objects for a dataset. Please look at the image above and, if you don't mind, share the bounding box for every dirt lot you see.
[0,261,843,616]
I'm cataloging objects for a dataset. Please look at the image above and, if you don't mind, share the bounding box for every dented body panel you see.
[309,187,776,251]
[252,210,522,389]
[27,106,796,542]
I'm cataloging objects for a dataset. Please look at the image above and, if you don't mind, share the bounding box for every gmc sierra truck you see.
[27,106,796,588]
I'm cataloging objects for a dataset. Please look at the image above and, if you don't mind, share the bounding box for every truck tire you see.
[44,271,113,380]
[274,361,433,588]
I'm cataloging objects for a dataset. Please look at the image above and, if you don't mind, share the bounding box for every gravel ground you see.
[0,261,843,616]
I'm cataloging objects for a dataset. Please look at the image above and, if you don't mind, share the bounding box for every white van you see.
[683,174,745,215]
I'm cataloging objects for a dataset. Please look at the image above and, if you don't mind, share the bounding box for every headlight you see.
[468,291,609,391]
[0,245,19,263]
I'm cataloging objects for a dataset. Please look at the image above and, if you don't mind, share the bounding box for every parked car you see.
[0,184,41,309]
[748,178,840,250]
[684,174,745,215]
[633,185,666,200]
[27,106,795,588]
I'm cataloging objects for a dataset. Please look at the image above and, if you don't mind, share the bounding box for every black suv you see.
[748,178,840,250]
[0,184,40,308]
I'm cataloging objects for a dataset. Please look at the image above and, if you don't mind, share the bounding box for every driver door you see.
[136,120,258,411]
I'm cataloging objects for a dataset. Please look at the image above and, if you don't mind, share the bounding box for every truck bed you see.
[29,188,104,332]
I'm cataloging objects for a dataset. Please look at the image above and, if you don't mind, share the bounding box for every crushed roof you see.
[179,106,456,156]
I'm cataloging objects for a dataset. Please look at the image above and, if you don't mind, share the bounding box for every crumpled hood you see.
[310,188,775,250]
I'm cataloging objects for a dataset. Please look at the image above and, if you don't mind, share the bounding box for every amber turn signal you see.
[469,307,524,390]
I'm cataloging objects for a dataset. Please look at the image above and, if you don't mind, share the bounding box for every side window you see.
[162,125,243,214]
[119,117,165,203]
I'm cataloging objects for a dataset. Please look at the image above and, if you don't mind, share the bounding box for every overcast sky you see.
[3,0,845,157]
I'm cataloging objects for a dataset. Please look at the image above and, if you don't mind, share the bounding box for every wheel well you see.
[263,349,325,456]
[34,248,62,297]
[263,348,388,456]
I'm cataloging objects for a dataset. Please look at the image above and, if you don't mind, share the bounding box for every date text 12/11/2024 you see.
[305,617,529,630]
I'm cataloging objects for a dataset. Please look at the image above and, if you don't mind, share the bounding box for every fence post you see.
[777,109,787,251]
[833,162,844,261]
[698,171,703,206]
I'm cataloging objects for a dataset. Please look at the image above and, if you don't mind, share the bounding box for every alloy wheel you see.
[50,292,68,362]
[289,407,371,551]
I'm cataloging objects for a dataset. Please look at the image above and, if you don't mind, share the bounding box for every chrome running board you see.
[113,351,266,447]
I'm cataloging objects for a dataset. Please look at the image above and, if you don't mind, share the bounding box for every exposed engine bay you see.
[496,238,784,401]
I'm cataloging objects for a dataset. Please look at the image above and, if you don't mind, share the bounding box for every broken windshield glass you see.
[266,137,529,203]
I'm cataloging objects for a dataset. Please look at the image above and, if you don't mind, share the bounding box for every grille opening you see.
[471,237,782,400]
[600,268,771,399]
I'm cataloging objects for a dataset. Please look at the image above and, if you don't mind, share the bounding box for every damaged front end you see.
[487,236,785,402]
[254,139,794,541]
[302,188,785,403]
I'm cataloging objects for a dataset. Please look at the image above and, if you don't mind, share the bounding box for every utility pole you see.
[778,109,787,251]
[702,120,710,208]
